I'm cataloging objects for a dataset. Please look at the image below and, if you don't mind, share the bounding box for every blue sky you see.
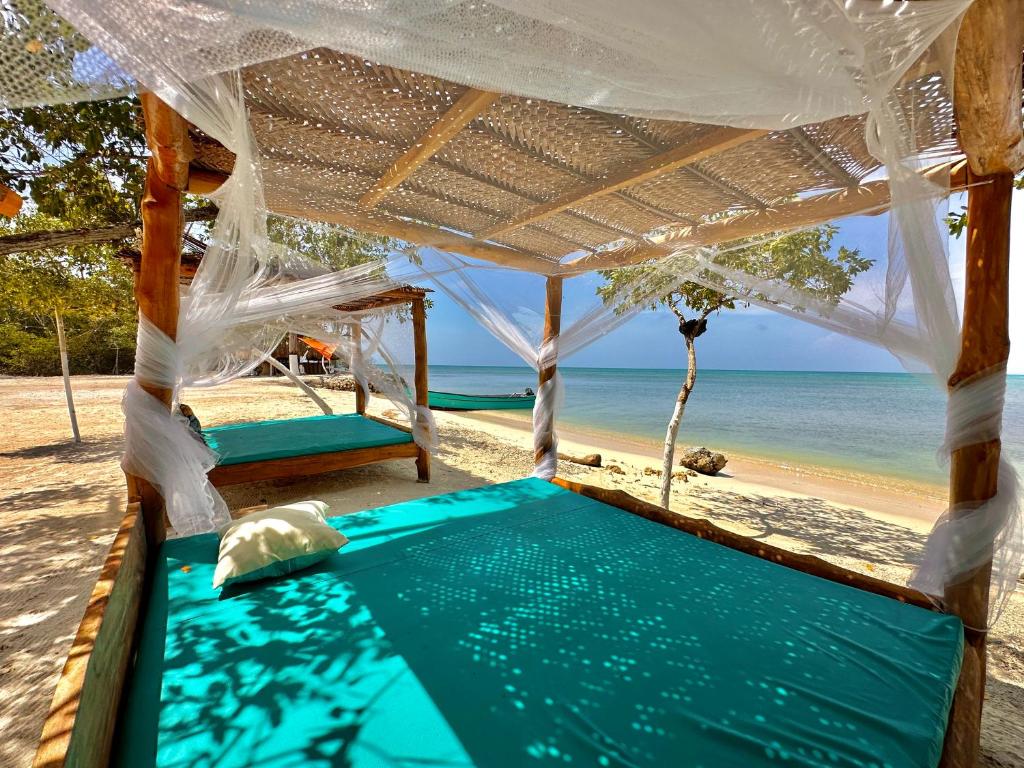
[421,188,1024,374]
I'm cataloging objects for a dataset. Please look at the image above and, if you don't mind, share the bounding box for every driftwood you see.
[557,452,602,467]
[0,205,217,257]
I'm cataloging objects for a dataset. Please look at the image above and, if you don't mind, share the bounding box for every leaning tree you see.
[598,224,873,508]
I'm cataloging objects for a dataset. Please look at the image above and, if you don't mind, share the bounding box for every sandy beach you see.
[0,374,1020,767]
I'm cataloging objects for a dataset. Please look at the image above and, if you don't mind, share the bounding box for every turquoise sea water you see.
[427,365,1024,485]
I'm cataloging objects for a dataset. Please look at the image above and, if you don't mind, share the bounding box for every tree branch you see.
[0,205,217,256]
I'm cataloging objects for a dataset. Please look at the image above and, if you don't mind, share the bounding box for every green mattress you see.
[202,413,413,465]
[114,478,962,768]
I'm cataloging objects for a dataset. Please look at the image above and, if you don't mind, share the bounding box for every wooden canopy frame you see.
[120,235,432,493]
[203,287,431,489]
[33,1,1022,767]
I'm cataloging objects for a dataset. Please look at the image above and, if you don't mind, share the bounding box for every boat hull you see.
[428,390,536,411]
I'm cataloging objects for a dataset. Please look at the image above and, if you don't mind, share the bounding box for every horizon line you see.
[427,363,1024,376]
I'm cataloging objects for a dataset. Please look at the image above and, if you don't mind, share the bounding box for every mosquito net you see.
[1,0,1019,624]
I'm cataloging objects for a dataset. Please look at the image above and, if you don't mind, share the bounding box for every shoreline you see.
[453,408,947,528]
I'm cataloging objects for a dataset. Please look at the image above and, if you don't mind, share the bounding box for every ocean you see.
[427,365,1024,485]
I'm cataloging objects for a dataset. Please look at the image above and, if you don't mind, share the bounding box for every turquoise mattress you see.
[203,413,413,465]
[114,478,962,768]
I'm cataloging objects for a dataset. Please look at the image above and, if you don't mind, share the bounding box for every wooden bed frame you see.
[120,245,434,489]
[206,414,426,488]
[32,479,968,768]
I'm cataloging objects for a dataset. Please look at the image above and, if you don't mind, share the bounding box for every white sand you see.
[0,375,1020,766]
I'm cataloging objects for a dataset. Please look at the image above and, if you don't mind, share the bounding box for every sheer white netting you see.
[4,0,1020,623]
[411,249,689,479]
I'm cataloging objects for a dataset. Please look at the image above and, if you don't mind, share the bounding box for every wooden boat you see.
[428,389,535,411]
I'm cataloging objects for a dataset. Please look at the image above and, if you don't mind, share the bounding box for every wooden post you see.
[130,93,191,549]
[534,276,563,469]
[412,298,430,482]
[941,3,1022,764]
[350,322,367,415]
[54,309,81,443]
[940,170,1014,768]
[288,332,300,374]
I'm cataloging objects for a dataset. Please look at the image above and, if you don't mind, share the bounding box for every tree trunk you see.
[54,309,81,443]
[659,335,697,507]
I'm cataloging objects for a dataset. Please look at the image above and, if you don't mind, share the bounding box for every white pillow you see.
[213,501,348,589]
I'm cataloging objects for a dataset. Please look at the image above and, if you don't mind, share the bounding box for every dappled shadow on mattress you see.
[345,497,959,768]
[119,481,961,768]
[115,560,416,768]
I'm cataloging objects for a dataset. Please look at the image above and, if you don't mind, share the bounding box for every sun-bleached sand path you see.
[0,375,1020,767]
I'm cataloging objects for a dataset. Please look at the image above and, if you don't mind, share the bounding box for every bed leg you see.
[416,447,430,483]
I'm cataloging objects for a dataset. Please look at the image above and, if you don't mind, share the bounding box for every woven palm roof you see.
[187,49,961,274]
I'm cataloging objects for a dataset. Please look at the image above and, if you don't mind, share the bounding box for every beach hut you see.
[10,1,1020,767]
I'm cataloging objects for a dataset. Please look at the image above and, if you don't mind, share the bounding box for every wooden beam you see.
[363,413,413,434]
[412,296,431,482]
[534,276,563,469]
[940,170,1014,768]
[134,93,191,548]
[33,503,146,768]
[188,165,556,273]
[0,183,23,217]
[0,206,217,257]
[563,160,967,273]
[953,0,1024,175]
[187,166,228,195]
[254,108,635,248]
[359,88,498,209]
[553,478,940,610]
[480,127,767,239]
[141,94,193,190]
[334,287,429,313]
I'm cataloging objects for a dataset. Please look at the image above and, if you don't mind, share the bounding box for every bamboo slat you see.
[564,160,968,273]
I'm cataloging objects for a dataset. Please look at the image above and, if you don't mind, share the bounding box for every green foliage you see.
[598,225,873,326]
[267,216,392,272]
[0,100,400,374]
[946,172,1024,238]
[0,213,138,374]
[0,94,147,373]
[1,97,146,224]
